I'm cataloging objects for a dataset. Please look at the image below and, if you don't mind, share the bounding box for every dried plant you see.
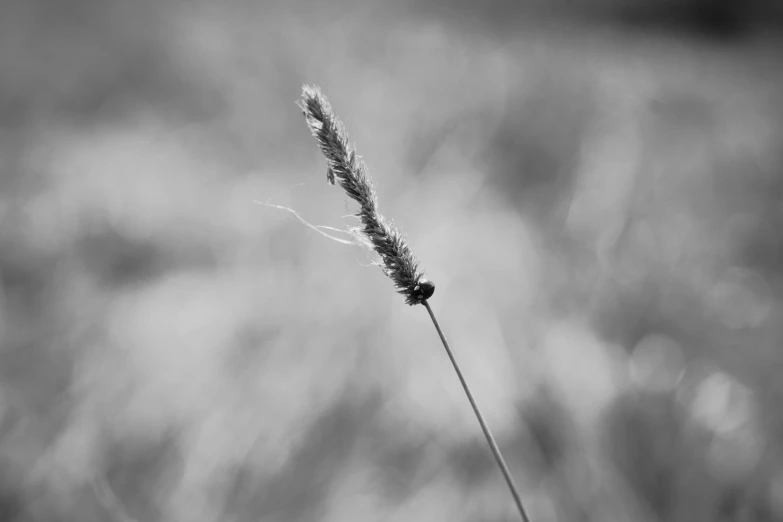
[297,84,532,522]
[298,84,434,305]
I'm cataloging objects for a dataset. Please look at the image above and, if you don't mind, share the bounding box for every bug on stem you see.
[412,278,435,301]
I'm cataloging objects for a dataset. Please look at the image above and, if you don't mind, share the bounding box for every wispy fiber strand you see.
[297,84,532,522]
[298,84,433,305]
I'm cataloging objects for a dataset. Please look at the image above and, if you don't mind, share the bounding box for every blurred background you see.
[2,0,783,520]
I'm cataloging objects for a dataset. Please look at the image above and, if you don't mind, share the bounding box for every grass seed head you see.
[299,84,433,305]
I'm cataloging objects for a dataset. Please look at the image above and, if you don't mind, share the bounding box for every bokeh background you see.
[2,0,783,520]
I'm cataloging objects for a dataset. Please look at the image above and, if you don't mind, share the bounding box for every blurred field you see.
[2,1,783,521]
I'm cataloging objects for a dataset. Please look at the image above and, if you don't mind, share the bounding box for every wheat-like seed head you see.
[298,84,434,305]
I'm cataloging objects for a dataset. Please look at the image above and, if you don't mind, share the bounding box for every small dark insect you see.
[326,167,335,185]
[412,278,435,301]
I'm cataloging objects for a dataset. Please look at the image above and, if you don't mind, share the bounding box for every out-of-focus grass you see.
[2,1,783,520]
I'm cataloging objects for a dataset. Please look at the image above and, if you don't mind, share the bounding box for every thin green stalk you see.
[423,301,531,522]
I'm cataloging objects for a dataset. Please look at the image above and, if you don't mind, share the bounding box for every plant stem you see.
[422,300,531,522]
